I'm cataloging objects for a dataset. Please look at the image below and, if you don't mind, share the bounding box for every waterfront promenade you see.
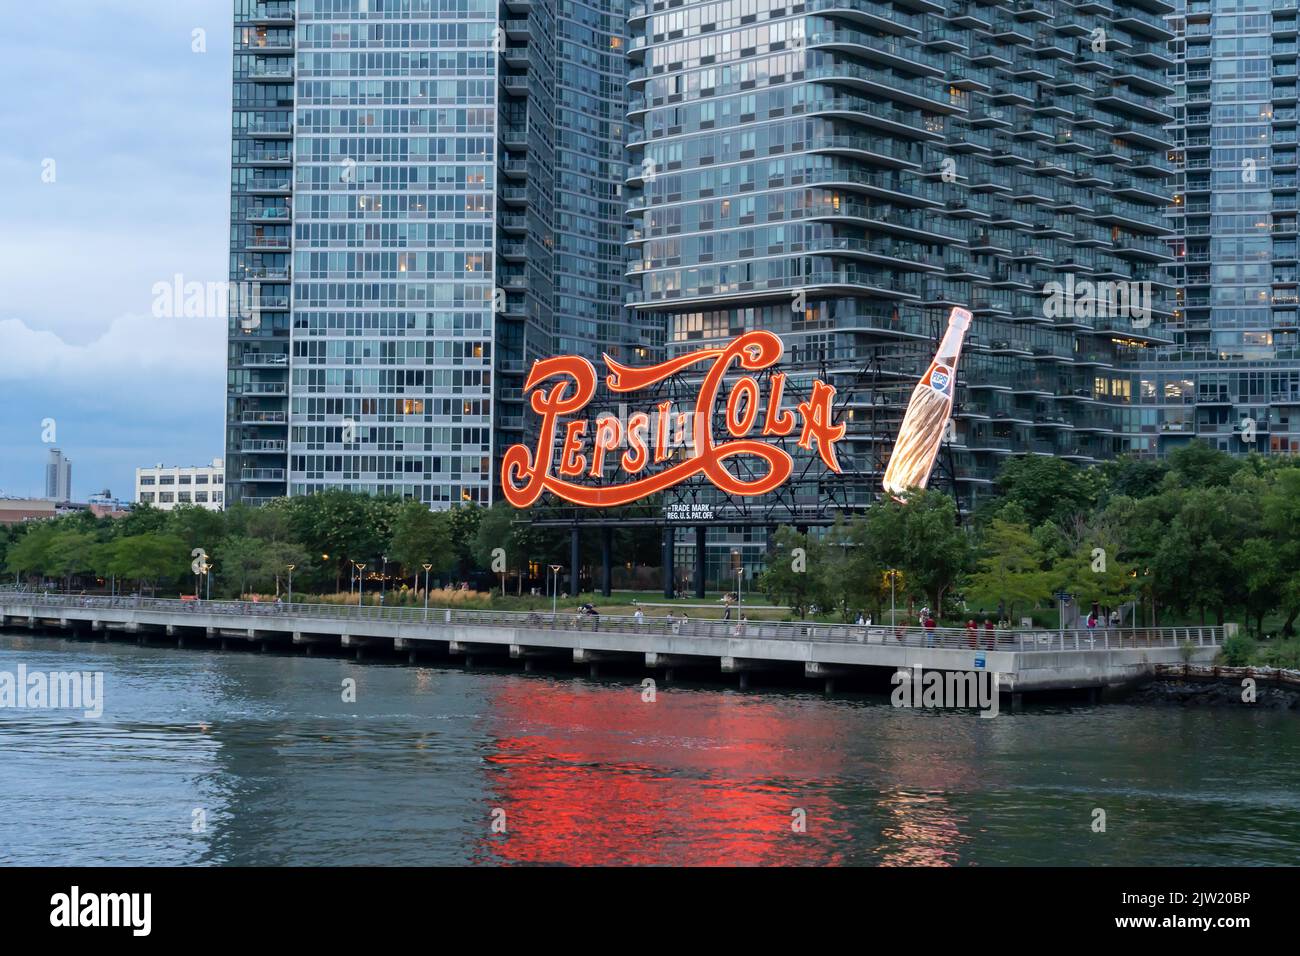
[0,590,1228,699]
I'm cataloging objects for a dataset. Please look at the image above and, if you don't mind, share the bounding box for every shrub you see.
[1219,633,1255,667]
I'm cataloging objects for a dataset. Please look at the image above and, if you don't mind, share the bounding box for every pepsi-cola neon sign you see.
[501,331,846,508]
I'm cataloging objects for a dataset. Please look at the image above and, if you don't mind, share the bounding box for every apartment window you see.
[159,492,174,503]
[179,475,192,485]
[196,475,209,485]
[140,492,155,502]
[179,492,192,503]
[159,475,175,485]
[195,491,209,503]
[140,476,155,486]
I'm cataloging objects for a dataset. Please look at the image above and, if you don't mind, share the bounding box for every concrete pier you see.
[0,592,1229,698]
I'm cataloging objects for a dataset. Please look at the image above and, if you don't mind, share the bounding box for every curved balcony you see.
[807,133,925,169]
[625,268,924,310]
[805,167,944,207]
[805,0,923,37]
[805,235,945,270]
[805,61,965,115]
[806,30,944,79]
[806,94,942,141]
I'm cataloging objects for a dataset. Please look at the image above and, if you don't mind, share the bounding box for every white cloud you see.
[0,313,223,386]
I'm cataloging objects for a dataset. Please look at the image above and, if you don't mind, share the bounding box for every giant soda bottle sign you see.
[501,331,846,508]
[882,306,972,498]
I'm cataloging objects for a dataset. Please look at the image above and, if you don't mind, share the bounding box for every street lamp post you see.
[354,562,366,608]
[550,564,562,618]
[886,570,899,627]
[379,555,387,606]
[736,566,744,619]
[286,564,295,605]
[422,563,433,622]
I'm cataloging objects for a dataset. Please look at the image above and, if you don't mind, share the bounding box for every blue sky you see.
[0,2,232,499]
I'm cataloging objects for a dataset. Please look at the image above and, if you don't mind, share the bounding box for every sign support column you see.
[570,527,581,598]
[601,526,613,598]
[662,526,675,599]
[694,525,707,599]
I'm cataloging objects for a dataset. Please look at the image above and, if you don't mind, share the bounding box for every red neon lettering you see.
[796,380,846,473]
[763,372,796,436]
[500,331,844,508]
[726,376,760,437]
[589,416,623,477]
[623,412,650,473]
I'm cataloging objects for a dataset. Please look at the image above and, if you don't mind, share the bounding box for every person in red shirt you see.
[966,619,978,648]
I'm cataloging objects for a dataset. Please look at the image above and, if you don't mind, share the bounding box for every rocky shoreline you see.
[1123,678,1300,710]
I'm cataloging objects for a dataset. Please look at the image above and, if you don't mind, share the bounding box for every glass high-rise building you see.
[226,0,605,507]
[625,0,1177,585]
[1119,0,1300,457]
[554,1,652,363]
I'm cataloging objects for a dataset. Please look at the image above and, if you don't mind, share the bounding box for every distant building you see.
[0,498,58,527]
[86,490,132,520]
[135,459,225,511]
[45,448,72,502]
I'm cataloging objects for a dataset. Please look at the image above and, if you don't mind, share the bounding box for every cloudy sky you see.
[0,2,232,499]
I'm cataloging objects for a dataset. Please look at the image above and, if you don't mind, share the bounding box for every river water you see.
[1,630,1297,866]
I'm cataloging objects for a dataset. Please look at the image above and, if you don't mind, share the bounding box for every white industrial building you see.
[135,459,224,511]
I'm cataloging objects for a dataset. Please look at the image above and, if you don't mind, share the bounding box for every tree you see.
[1165,440,1241,489]
[390,500,453,586]
[215,535,264,597]
[446,504,483,578]
[1052,543,1136,621]
[282,490,394,590]
[165,505,225,553]
[1235,537,1281,637]
[866,488,972,617]
[1098,455,1168,501]
[757,526,820,618]
[4,524,58,581]
[965,516,1053,623]
[105,535,187,594]
[995,455,1100,528]
[46,530,99,590]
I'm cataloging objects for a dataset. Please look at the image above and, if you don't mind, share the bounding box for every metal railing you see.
[0,590,1224,654]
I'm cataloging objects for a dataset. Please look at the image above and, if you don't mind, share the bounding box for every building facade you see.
[624,0,1176,586]
[225,0,633,509]
[136,460,226,511]
[44,448,73,502]
[1118,0,1300,457]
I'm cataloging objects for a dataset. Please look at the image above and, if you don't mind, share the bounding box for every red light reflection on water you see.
[472,680,969,866]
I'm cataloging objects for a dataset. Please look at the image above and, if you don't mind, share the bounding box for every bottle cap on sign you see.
[949,306,972,329]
